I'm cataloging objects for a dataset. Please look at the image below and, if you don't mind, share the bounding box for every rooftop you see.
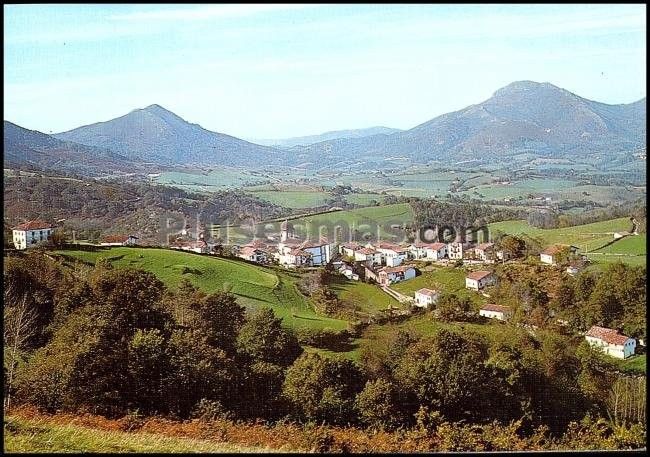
[481,303,510,313]
[416,288,438,297]
[13,219,52,231]
[585,325,631,346]
[466,270,493,281]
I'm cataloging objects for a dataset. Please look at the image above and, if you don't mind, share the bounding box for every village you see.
[10,218,639,360]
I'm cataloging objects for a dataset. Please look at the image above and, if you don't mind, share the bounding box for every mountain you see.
[54,104,282,167]
[291,81,646,169]
[250,126,402,147]
[4,121,137,175]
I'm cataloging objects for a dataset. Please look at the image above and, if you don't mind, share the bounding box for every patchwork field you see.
[51,247,348,331]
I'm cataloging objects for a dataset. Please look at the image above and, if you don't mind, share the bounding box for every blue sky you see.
[4,4,646,139]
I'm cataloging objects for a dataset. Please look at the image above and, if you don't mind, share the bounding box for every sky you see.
[4,4,647,139]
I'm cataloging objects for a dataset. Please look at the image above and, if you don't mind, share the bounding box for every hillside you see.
[3,121,137,176]
[52,247,348,330]
[53,105,283,167]
[292,81,646,169]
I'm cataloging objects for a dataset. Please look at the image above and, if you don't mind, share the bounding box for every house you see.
[377,265,416,286]
[300,237,333,266]
[465,270,496,291]
[585,326,636,359]
[337,262,359,281]
[238,246,268,263]
[372,242,408,267]
[340,242,361,258]
[540,244,579,265]
[414,288,439,308]
[447,241,469,260]
[408,242,447,261]
[474,242,495,261]
[12,220,53,250]
[171,240,208,254]
[100,234,139,247]
[284,248,313,267]
[479,303,512,321]
[354,247,381,265]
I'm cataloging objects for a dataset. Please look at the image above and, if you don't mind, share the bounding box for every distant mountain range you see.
[54,104,282,167]
[250,126,402,148]
[4,81,646,174]
[4,121,136,175]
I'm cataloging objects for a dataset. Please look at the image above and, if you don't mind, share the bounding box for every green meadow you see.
[52,247,348,331]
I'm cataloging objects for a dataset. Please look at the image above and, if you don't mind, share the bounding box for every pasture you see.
[51,247,348,331]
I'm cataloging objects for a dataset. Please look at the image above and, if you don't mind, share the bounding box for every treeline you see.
[3,176,289,243]
[491,262,647,340]
[527,200,645,230]
[3,252,645,447]
[410,198,523,234]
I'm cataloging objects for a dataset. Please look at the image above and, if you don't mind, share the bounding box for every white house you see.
[100,234,139,247]
[414,288,439,308]
[340,242,361,258]
[238,246,268,263]
[474,242,495,261]
[408,242,447,261]
[377,265,416,286]
[540,244,578,265]
[447,241,468,260]
[585,325,636,359]
[171,240,208,254]
[12,220,53,250]
[300,237,333,266]
[479,303,512,321]
[354,247,382,265]
[337,262,359,281]
[465,270,496,291]
[372,242,408,267]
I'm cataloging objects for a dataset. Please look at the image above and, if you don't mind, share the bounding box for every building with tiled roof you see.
[408,241,447,261]
[12,220,54,250]
[100,234,138,246]
[377,265,416,286]
[585,326,636,359]
[465,270,496,291]
[479,303,512,321]
[414,288,440,308]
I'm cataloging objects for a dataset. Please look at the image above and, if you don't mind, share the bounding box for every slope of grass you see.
[4,416,274,453]
[391,266,486,305]
[247,190,332,209]
[489,218,635,252]
[616,354,647,375]
[327,276,400,314]
[52,247,348,331]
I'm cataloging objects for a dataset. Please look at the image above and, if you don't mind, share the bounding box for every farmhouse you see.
[371,242,408,267]
[12,220,53,250]
[540,244,579,265]
[585,326,636,359]
[474,242,495,261]
[171,240,208,254]
[377,265,416,286]
[238,246,268,263]
[479,303,512,321]
[340,242,361,258]
[408,242,447,260]
[414,288,439,308]
[100,234,139,247]
[447,241,470,260]
[354,247,382,265]
[465,270,496,291]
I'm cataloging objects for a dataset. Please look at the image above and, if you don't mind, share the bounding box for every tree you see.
[3,288,37,409]
[236,307,302,367]
[355,379,407,429]
[283,352,364,424]
[190,292,245,355]
[436,293,472,322]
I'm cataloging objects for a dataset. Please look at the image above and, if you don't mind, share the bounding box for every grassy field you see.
[285,203,414,241]
[391,265,487,305]
[4,415,274,453]
[327,276,400,314]
[616,354,647,375]
[489,218,635,252]
[52,247,348,331]
[246,189,332,209]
